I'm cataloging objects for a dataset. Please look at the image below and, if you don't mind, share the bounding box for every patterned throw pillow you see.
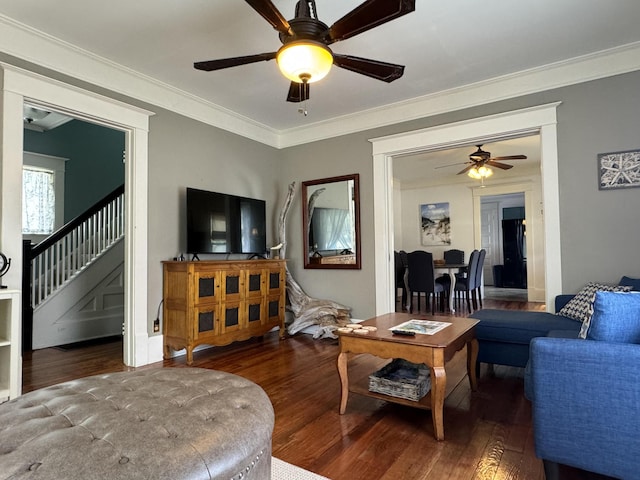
[556,282,632,338]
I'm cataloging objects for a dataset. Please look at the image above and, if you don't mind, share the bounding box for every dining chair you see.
[454,249,480,313]
[436,249,465,288]
[407,250,445,314]
[444,249,464,264]
[394,250,409,310]
[473,249,487,309]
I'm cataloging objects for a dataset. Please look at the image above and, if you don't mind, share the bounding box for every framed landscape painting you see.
[420,202,451,246]
[598,149,640,190]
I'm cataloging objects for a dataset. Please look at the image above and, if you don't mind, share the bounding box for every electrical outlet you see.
[153,318,160,333]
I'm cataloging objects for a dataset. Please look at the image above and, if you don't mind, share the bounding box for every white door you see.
[480,202,500,285]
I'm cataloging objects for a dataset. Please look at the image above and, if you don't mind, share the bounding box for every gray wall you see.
[281,70,640,319]
[146,108,282,321]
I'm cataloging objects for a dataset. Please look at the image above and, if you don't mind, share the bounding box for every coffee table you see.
[337,312,479,441]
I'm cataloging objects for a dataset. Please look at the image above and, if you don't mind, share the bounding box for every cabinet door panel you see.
[268,268,284,294]
[245,268,266,300]
[193,271,220,306]
[246,298,266,326]
[194,305,220,340]
[221,301,243,333]
[267,294,283,324]
[222,271,243,303]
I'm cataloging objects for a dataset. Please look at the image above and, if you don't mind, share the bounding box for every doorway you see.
[481,193,526,287]
[371,103,562,314]
[23,111,126,350]
[480,193,532,302]
[1,65,152,381]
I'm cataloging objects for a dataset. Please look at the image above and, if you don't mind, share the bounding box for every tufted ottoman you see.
[0,368,274,480]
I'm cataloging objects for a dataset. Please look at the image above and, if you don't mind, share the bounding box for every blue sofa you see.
[469,295,580,368]
[527,291,640,479]
[470,276,640,369]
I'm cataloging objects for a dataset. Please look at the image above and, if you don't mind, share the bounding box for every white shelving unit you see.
[0,289,21,402]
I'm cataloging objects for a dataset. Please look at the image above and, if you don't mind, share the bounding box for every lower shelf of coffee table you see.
[347,349,468,410]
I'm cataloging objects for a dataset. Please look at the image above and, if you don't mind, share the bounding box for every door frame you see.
[1,63,154,369]
[370,102,562,313]
[473,185,543,301]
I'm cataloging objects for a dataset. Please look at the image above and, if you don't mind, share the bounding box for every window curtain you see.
[22,167,55,234]
[311,208,352,251]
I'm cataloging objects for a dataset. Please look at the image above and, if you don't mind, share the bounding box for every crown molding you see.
[279,41,640,147]
[0,14,280,147]
[1,13,639,149]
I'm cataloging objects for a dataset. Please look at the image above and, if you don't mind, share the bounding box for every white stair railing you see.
[31,192,124,308]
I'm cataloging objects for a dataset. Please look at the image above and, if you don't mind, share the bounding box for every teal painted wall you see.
[24,120,125,222]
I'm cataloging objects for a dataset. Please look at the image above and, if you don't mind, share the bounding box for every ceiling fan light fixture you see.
[468,165,493,179]
[276,40,333,83]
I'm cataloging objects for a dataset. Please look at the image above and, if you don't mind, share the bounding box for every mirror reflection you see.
[302,174,361,269]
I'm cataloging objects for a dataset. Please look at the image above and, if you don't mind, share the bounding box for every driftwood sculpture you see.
[278,182,351,339]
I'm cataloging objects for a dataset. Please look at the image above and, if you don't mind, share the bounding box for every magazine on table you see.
[390,319,451,335]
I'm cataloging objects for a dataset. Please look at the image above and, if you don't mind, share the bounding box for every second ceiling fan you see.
[456,145,528,176]
[194,0,416,102]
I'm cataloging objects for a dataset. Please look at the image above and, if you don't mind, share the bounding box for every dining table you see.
[433,263,467,312]
[401,261,467,313]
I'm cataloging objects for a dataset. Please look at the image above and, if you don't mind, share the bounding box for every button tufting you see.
[1,369,274,480]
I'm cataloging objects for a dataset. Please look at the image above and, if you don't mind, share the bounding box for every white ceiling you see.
[2,1,640,142]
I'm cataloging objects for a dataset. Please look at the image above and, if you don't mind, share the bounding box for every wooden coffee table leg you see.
[337,352,349,414]
[430,365,447,441]
[467,338,479,391]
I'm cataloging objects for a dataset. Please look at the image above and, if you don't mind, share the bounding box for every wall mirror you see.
[302,174,361,269]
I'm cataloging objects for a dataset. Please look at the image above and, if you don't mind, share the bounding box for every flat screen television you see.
[186,187,266,255]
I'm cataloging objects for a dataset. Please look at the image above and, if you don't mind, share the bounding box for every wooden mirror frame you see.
[302,174,361,269]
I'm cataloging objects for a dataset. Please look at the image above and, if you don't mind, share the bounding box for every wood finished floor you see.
[22,297,598,480]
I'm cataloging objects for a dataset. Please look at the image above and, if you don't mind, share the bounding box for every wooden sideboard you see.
[162,259,286,365]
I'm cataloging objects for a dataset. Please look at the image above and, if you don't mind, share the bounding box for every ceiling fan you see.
[455,145,528,175]
[194,0,416,103]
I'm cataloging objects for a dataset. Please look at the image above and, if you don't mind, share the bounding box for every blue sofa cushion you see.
[529,337,640,479]
[546,329,580,339]
[472,309,580,344]
[619,275,640,291]
[587,291,640,343]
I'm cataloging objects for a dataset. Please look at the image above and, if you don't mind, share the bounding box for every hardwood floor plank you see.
[21,300,560,479]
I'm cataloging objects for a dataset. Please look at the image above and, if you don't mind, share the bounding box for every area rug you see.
[272,457,330,480]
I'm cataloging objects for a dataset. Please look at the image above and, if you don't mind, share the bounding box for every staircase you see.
[23,185,125,350]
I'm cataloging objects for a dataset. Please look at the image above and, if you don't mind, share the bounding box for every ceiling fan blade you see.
[244,0,292,35]
[434,161,468,169]
[326,0,416,43]
[457,164,475,175]
[486,160,513,170]
[333,54,404,82]
[287,81,310,103]
[491,155,527,161]
[194,52,277,71]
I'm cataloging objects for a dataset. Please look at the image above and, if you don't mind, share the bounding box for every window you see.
[22,166,56,235]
